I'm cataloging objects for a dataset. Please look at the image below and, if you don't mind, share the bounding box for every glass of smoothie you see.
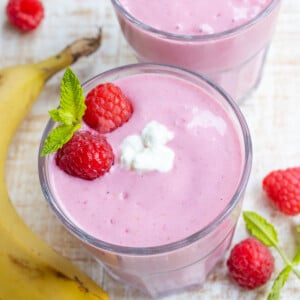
[38,63,252,298]
[110,0,281,102]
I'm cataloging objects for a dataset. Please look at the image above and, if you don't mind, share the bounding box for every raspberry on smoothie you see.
[83,82,133,134]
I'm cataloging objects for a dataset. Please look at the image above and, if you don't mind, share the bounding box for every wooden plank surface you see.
[1,0,300,299]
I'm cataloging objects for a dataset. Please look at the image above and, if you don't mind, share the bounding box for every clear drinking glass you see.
[111,0,281,102]
[38,63,252,298]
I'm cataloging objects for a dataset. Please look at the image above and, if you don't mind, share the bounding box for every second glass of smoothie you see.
[111,0,281,102]
[39,63,252,298]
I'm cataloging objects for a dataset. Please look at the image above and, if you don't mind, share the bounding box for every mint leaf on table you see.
[243,211,278,247]
[267,266,292,300]
[292,248,300,265]
[242,212,300,299]
[41,68,86,156]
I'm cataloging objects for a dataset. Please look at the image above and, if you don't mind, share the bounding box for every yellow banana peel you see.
[0,30,109,300]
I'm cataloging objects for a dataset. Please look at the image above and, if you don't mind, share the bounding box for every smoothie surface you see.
[118,0,273,35]
[49,73,243,247]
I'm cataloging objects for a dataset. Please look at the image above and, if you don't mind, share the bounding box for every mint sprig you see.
[267,266,292,300]
[243,211,300,299]
[41,68,86,156]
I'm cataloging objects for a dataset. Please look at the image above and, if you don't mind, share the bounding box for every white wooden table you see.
[1,0,300,299]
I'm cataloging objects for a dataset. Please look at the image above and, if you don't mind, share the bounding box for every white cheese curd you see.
[119,121,175,172]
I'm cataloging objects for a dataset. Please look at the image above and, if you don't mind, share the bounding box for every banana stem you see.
[34,28,102,81]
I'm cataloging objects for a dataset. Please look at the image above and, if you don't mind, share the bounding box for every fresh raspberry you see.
[83,83,133,134]
[56,131,114,180]
[6,0,44,32]
[263,167,300,216]
[227,237,274,289]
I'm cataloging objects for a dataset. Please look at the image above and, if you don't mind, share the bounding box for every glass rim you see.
[38,63,252,256]
[111,0,280,41]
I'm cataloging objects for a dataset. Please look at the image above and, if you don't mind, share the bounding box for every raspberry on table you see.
[56,131,114,180]
[263,167,300,216]
[6,0,44,32]
[83,83,133,134]
[227,237,274,289]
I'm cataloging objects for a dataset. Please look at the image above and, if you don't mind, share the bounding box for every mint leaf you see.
[60,67,86,123]
[292,248,300,265]
[267,266,292,300]
[297,225,300,233]
[48,109,63,123]
[49,108,74,125]
[41,68,86,156]
[41,124,81,156]
[243,211,278,247]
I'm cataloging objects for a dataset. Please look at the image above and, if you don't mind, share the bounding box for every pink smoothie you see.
[119,0,272,34]
[48,73,243,248]
[112,0,281,101]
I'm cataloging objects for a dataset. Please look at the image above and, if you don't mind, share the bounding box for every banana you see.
[0,31,109,300]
